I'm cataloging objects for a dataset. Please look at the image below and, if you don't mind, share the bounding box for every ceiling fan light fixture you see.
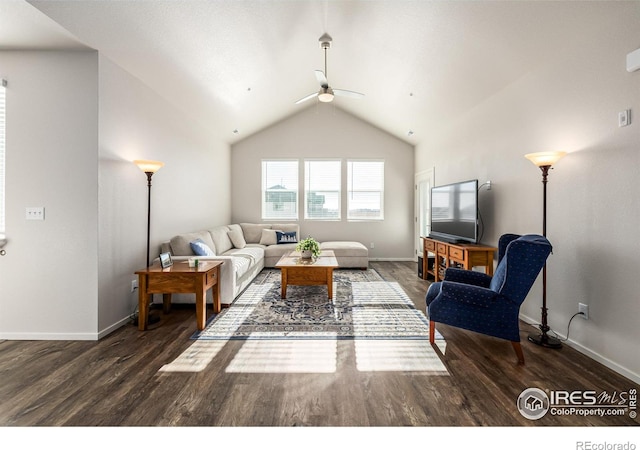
[318,87,334,102]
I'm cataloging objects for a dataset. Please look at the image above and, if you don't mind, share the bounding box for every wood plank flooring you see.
[0,261,638,428]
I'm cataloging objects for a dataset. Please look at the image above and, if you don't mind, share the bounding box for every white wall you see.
[231,105,415,260]
[98,55,231,334]
[415,6,640,382]
[0,50,231,339]
[0,51,99,339]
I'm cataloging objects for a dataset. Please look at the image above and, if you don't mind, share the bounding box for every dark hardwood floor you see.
[0,261,638,429]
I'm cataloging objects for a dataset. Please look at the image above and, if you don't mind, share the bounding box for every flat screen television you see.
[430,179,478,244]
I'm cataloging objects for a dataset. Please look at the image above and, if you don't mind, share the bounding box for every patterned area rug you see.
[191,268,439,340]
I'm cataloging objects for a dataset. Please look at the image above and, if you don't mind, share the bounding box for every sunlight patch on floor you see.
[158,340,228,373]
[352,281,413,305]
[354,340,449,374]
[225,339,338,373]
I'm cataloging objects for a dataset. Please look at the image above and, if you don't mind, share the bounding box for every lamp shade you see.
[134,159,164,173]
[524,151,566,167]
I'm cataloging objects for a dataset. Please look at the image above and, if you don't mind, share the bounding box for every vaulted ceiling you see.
[1,0,630,145]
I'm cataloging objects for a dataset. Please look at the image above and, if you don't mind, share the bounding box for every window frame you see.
[0,79,6,245]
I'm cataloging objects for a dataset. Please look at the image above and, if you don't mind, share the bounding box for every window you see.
[304,160,341,220]
[262,160,298,220]
[347,160,384,221]
[0,80,6,243]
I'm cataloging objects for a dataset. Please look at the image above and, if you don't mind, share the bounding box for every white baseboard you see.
[0,316,132,341]
[0,331,98,341]
[369,257,415,262]
[98,316,132,339]
[519,313,640,385]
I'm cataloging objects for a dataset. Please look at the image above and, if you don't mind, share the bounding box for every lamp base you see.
[131,310,161,327]
[527,332,562,349]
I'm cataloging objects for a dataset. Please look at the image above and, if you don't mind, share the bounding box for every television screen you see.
[430,179,478,243]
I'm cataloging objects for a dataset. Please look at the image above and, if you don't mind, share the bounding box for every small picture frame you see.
[159,252,173,269]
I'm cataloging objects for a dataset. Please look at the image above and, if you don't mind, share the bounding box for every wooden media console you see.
[421,236,497,282]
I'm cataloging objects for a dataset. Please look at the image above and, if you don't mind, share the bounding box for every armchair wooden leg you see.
[429,320,435,344]
[512,341,525,365]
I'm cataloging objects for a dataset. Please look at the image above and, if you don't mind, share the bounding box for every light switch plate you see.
[26,207,45,220]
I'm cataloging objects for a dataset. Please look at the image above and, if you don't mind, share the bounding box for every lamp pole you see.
[134,160,164,326]
[134,160,164,267]
[525,152,565,349]
[144,171,153,268]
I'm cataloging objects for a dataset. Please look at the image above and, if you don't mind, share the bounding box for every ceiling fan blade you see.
[315,70,328,88]
[333,89,365,99]
[295,91,319,104]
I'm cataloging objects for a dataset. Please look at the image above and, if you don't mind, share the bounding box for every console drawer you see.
[449,247,465,261]
[424,239,436,252]
[206,270,217,285]
[437,243,447,254]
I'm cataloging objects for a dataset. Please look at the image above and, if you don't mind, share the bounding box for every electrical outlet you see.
[487,180,492,191]
[370,242,375,249]
[578,303,589,320]
[619,109,631,127]
[131,279,138,293]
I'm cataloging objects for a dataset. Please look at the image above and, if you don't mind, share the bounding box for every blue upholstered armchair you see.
[425,234,552,364]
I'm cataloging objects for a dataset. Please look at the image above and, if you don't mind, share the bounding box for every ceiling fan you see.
[295,33,364,105]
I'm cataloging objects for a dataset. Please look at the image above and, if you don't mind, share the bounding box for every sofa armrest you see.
[171,256,237,305]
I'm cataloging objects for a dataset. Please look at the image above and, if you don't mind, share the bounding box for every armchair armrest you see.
[439,281,499,308]
[443,267,492,288]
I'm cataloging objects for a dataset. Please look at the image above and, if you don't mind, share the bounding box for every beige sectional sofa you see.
[159,223,368,306]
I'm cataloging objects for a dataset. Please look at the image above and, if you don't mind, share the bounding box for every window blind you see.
[262,160,298,220]
[304,160,341,220]
[347,160,384,221]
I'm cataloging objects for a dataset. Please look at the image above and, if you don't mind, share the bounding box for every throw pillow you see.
[276,231,298,244]
[227,229,247,249]
[259,229,280,246]
[190,238,215,256]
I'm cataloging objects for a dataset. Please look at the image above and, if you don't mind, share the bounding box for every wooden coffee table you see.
[275,250,339,299]
[135,260,222,331]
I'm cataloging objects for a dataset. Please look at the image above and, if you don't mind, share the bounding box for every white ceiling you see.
[1,1,630,145]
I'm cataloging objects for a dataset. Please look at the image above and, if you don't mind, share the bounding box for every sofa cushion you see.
[231,255,251,281]
[227,224,246,249]
[259,229,280,245]
[320,241,368,257]
[270,223,300,235]
[228,228,247,249]
[190,238,216,256]
[209,225,234,255]
[276,231,298,244]
[221,247,264,281]
[240,223,272,244]
[224,247,264,266]
[170,231,216,256]
[265,242,298,260]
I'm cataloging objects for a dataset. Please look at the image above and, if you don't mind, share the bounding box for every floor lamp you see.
[524,151,566,349]
[134,159,164,324]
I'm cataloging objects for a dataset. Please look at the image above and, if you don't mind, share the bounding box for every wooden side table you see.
[135,260,222,331]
